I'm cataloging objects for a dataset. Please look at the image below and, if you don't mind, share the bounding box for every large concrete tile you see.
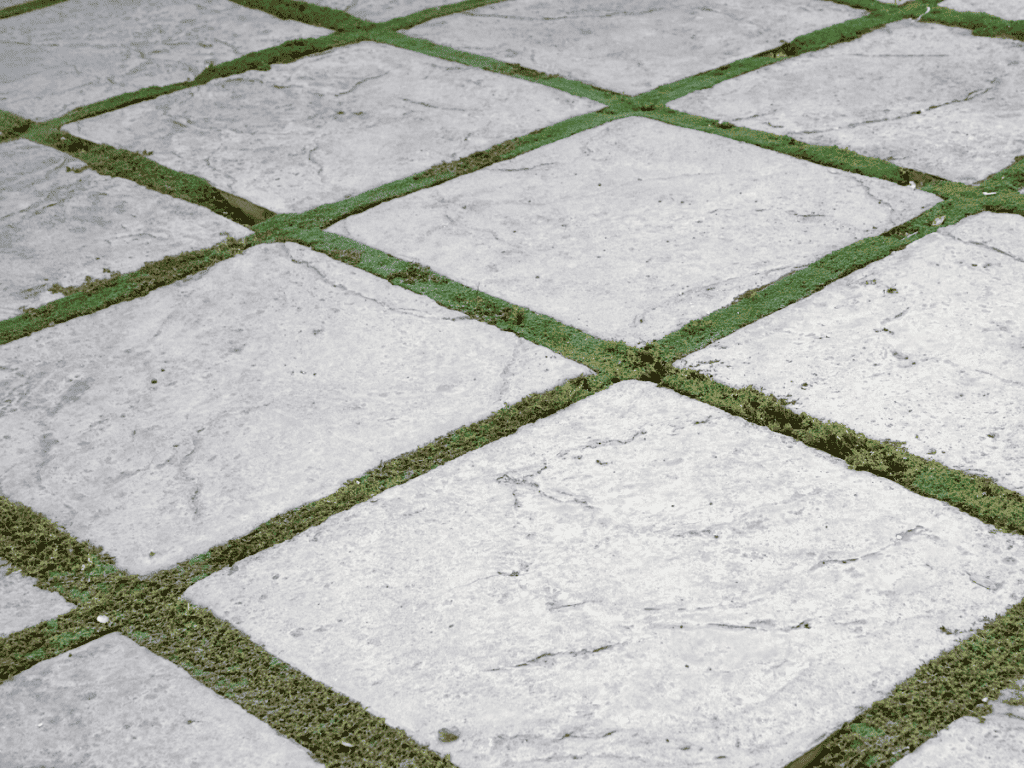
[0,556,77,637]
[942,0,1024,19]
[403,0,866,96]
[675,212,1024,498]
[0,633,322,767]
[327,116,940,347]
[0,0,334,122]
[0,242,593,576]
[668,19,1024,186]
[0,140,252,322]
[184,380,1024,768]
[59,41,604,213]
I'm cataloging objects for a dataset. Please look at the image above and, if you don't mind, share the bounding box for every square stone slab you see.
[675,211,1024,498]
[0,0,334,122]
[60,41,604,213]
[667,18,1024,186]
[0,633,322,767]
[0,243,593,576]
[0,140,252,322]
[184,380,1024,768]
[402,0,866,96]
[327,116,940,347]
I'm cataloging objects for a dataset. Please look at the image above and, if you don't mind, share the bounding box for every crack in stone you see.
[283,253,470,321]
[486,643,619,671]
[945,237,1024,264]
[819,85,996,134]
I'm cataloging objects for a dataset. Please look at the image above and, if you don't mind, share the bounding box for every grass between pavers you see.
[3,0,1024,766]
